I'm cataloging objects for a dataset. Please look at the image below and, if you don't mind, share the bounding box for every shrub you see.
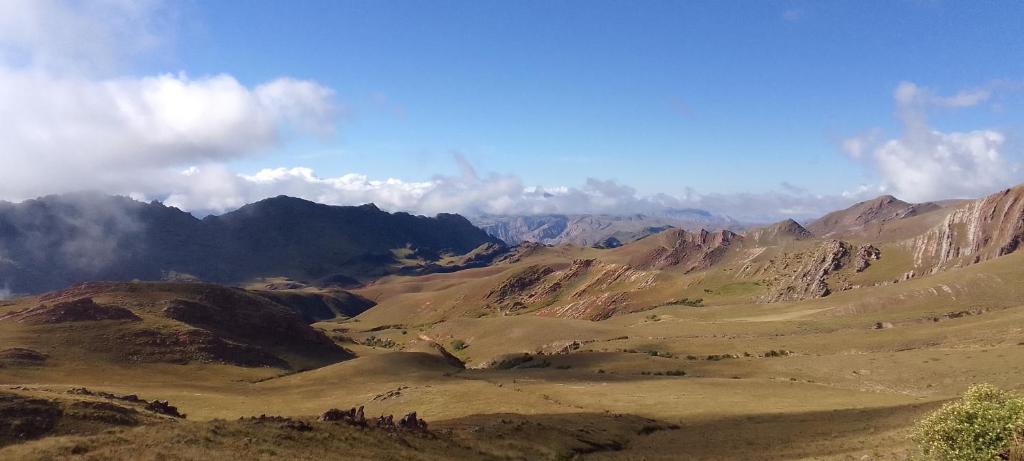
[450,339,467,351]
[913,384,1024,461]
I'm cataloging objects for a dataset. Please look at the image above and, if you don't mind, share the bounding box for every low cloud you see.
[144,160,863,223]
[844,81,1021,202]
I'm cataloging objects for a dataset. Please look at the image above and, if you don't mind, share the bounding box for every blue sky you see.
[1,0,1022,220]
[171,1,1024,195]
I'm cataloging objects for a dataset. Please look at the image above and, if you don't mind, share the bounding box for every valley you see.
[2,186,1024,460]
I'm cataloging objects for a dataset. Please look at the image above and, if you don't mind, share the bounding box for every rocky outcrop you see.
[759,240,849,303]
[537,292,629,320]
[908,185,1024,274]
[631,229,739,272]
[319,407,427,431]
[485,258,656,320]
[853,244,881,272]
[144,400,185,418]
[486,265,556,304]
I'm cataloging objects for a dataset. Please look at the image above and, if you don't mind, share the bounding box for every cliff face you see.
[908,185,1024,274]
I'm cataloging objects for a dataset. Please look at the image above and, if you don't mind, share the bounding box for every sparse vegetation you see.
[450,339,467,351]
[362,335,396,348]
[913,384,1024,461]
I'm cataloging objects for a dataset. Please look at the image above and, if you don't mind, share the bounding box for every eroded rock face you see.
[486,265,555,304]
[908,186,1024,274]
[631,229,738,272]
[759,240,849,303]
[853,244,881,272]
[486,258,656,320]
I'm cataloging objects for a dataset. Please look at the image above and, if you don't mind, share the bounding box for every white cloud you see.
[0,0,167,74]
[843,81,1020,202]
[0,0,337,203]
[135,160,858,224]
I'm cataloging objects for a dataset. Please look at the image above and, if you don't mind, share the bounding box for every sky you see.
[1,0,1022,222]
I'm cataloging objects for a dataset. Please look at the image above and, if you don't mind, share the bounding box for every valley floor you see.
[3,253,1024,459]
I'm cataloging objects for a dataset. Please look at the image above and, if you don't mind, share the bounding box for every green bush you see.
[913,384,1024,461]
[450,339,467,351]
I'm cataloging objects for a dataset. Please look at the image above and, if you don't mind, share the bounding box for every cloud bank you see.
[843,81,1021,202]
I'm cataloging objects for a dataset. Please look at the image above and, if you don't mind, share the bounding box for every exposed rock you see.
[486,265,555,303]
[873,322,894,330]
[318,406,366,426]
[398,412,428,431]
[853,244,881,272]
[144,400,185,418]
[759,240,849,303]
[908,185,1024,274]
[631,229,739,272]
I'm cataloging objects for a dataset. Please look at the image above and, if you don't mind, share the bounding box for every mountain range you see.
[471,211,741,248]
[0,194,500,295]
[3,184,1024,459]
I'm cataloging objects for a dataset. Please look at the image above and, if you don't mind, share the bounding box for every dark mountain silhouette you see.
[0,193,501,295]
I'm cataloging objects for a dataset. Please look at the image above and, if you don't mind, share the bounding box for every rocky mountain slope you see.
[359,184,1024,324]
[906,184,1024,275]
[0,194,501,295]
[806,195,943,238]
[471,212,739,247]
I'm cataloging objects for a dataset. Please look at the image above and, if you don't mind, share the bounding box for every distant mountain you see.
[0,194,501,295]
[472,212,739,247]
[743,219,813,245]
[806,195,943,238]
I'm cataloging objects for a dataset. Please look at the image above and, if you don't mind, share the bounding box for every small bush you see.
[913,384,1024,461]
[450,339,467,351]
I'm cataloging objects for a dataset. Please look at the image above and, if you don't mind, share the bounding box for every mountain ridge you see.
[0,193,501,295]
